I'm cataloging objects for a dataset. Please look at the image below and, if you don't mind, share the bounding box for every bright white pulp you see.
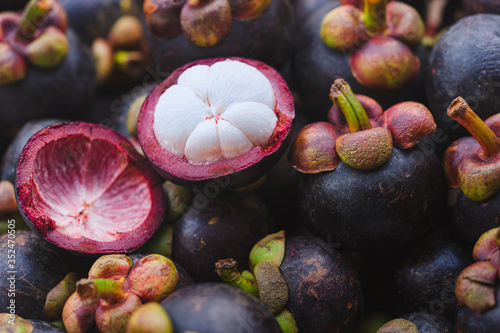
[153,59,278,165]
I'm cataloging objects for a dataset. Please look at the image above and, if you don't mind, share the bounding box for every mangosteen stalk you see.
[329,78,372,132]
[448,97,500,158]
[364,0,387,36]
[16,0,53,43]
[214,259,259,297]
[76,278,125,305]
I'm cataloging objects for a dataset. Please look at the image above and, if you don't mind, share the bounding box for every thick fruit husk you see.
[137,56,295,190]
[16,122,165,254]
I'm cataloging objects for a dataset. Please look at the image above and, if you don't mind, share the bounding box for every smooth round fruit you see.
[138,57,295,190]
[16,122,165,254]
[160,282,281,332]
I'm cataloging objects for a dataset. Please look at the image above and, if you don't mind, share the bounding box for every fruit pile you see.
[0,0,499,332]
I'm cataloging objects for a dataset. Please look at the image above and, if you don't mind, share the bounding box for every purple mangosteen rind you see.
[138,56,295,191]
[15,121,166,254]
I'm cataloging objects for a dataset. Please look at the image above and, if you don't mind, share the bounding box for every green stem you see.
[364,0,387,36]
[76,278,124,305]
[16,0,53,42]
[329,79,372,132]
[215,259,259,297]
[447,97,500,158]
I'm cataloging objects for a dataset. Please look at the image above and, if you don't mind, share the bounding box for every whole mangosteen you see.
[216,231,365,332]
[289,79,445,251]
[0,0,96,136]
[143,0,294,73]
[293,0,427,121]
[15,122,166,255]
[0,230,71,320]
[426,13,500,148]
[161,282,282,332]
[171,190,274,282]
[443,97,500,243]
[137,57,295,190]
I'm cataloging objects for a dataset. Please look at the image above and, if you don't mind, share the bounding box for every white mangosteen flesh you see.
[32,136,152,242]
[153,59,278,165]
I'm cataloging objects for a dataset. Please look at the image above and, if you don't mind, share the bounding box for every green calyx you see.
[248,230,286,271]
[363,0,387,36]
[44,272,79,321]
[329,78,372,133]
[23,26,68,69]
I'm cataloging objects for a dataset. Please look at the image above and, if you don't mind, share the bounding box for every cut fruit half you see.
[16,122,166,254]
[138,57,295,190]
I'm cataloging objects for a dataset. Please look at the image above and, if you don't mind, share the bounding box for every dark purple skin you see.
[463,0,500,15]
[426,14,500,151]
[279,236,365,332]
[0,231,71,320]
[292,1,427,122]
[400,312,456,333]
[449,188,500,244]
[1,119,67,185]
[456,287,500,333]
[0,30,96,134]
[391,228,473,320]
[0,0,26,11]
[61,0,144,45]
[171,191,274,282]
[296,143,445,252]
[145,0,294,73]
[161,282,281,333]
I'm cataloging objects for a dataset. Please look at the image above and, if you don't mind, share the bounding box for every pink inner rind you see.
[16,122,165,254]
[138,57,295,184]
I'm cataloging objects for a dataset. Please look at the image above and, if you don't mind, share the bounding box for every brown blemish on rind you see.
[254,260,288,315]
[336,127,393,170]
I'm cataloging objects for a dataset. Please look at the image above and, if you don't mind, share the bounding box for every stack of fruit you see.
[0,0,500,332]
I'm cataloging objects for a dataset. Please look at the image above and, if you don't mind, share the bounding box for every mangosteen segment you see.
[154,59,277,165]
[16,122,166,254]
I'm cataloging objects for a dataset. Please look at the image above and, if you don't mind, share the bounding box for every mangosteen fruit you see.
[143,0,294,73]
[0,313,66,332]
[443,97,500,243]
[216,231,365,332]
[138,57,295,190]
[377,312,456,333]
[426,14,500,147]
[171,190,274,281]
[160,282,282,332]
[462,0,500,15]
[289,79,444,251]
[390,228,473,319]
[0,230,71,320]
[454,227,500,332]
[293,0,427,121]
[15,121,166,254]
[0,0,96,135]
[62,253,180,333]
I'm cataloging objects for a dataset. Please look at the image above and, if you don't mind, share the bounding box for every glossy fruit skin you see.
[0,30,96,134]
[400,312,455,333]
[144,0,294,73]
[61,0,144,44]
[426,14,500,147]
[297,144,445,251]
[292,1,427,121]
[138,56,295,191]
[1,119,66,185]
[391,228,473,319]
[279,236,364,332]
[171,191,274,282]
[456,286,500,333]
[0,231,71,320]
[161,282,281,333]
[449,188,500,244]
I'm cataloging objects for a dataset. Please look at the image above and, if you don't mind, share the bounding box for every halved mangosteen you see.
[15,122,166,254]
[138,57,295,190]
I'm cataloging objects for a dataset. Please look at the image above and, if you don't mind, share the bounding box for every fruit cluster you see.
[1,0,500,332]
